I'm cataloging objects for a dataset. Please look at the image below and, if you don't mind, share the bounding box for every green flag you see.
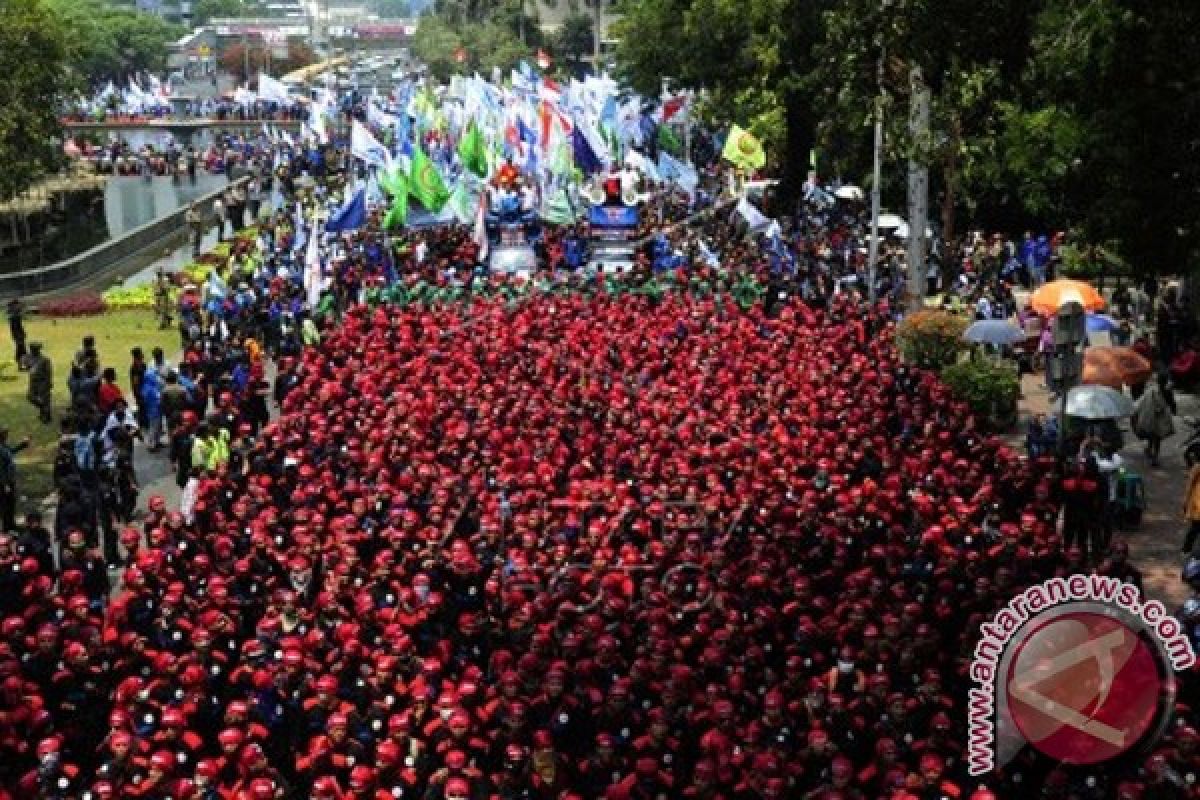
[458,120,489,178]
[379,164,405,198]
[409,146,450,212]
[445,178,478,224]
[657,124,682,157]
[541,187,576,226]
[382,172,408,229]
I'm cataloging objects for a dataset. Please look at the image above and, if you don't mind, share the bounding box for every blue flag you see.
[572,127,603,175]
[517,116,539,148]
[325,187,367,233]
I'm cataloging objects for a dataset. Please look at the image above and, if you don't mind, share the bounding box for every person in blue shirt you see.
[1020,232,1038,284]
[1034,234,1053,282]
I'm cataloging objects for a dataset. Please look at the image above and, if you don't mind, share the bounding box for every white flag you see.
[304,220,324,308]
[351,120,392,169]
[473,193,489,262]
[257,72,291,105]
[734,197,772,234]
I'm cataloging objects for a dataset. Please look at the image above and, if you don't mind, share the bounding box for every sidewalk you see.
[1012,371,1193,609]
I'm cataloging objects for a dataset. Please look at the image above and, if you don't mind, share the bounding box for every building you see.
[133,0,194,26]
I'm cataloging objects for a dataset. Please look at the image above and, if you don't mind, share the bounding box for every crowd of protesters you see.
[1,129,1199,800]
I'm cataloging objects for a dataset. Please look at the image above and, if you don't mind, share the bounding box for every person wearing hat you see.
[25,342,52,424]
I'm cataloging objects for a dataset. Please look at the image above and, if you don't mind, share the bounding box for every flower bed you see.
[37,291,107,317]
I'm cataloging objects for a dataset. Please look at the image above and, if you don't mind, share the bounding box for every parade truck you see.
[485,166,540,276]
[587,178,642,274]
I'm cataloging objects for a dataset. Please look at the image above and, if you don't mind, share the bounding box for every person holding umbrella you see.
[1132,373,1176,467]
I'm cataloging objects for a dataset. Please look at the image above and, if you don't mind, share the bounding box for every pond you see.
[0,174,228,274]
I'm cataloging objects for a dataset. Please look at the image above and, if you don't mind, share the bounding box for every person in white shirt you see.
[1090,436,1124,552]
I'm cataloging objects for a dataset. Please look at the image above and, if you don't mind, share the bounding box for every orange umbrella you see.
[1030,279,1106,316]
[1083,346,1153,388]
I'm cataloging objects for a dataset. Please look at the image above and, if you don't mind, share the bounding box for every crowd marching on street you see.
[2,68,1200,800]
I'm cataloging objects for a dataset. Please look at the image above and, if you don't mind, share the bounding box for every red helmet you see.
[150,750,175,771]
[316,675,339,694]
[445,778,470,798]
[377,739,400,766]
[161,707,185,728]
[349,765,375,789]
[218,728,245,750]
[313,777,342,798]
[249,778,276,800]
[195,759,219,780]
[36,736,61,759]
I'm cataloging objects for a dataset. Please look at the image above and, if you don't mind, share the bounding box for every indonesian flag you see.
[538,77,562,106]
[662,93,689,122]
[537,49,552,70]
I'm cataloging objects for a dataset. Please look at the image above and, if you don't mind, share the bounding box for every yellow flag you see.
[722,124,766,171]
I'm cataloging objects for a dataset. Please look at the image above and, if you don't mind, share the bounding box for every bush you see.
[941,358,1020,430]
[102,285,174,311]
[895,310,968,369]
[38,291,107,317]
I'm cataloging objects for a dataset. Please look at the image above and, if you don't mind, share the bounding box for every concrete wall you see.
[0,178,249,299]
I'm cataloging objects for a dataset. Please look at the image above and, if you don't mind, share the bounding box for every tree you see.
[193,0,245,26]
[412,7,533,82]
[43,0,181,86]
[220,40,315,83]
[411,14,464,82]
[0,0,72,200]
[552,13,593,66]
[614,0,827,194]
[808,0,1042,248]
[1020,0,1200,275]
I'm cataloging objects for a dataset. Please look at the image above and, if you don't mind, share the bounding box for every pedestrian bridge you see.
[63,119,304,145]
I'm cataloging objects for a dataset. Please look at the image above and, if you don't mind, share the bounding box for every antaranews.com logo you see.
[968,574,1196,775]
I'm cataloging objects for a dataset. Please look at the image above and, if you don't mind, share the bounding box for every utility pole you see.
[593,0,602,70]
[866,40,884,304]
[906,66,930,311]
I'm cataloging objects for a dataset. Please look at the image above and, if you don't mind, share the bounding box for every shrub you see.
[38,291,107,317]
[895,310,968,369]
[102,285,173,311]
[941,358,1020,430]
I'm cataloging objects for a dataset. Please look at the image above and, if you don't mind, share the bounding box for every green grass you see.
[0,310,178,509]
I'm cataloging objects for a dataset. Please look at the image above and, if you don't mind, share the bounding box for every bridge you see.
[63,118,304,146]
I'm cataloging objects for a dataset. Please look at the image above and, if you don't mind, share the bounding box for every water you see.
[0,175,230,274]
[104,175,227,238]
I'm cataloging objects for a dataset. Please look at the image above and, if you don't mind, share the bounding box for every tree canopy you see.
[412,3,539,83]
[43,0,182,87]
[613,0,1200,275]
[0,0,73,200]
